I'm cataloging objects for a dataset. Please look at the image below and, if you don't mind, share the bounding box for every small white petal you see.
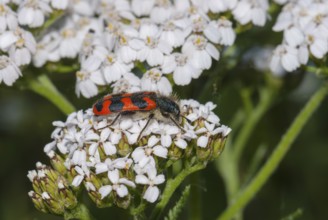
[153,146,168,158]
[143,186,160,203]
[148,136,159,147]
[197,136,209,148]
[161,134,172,147]
[72,175,84,187]
[108,169,119,184]
[116,185,128,197]
[153,174,165,185]
[175,139,187,149]
[103,142,117,155]
[135,175,150,185]
[99,185,112,199]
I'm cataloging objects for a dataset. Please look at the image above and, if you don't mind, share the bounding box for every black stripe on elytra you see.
[94,99,104,112]
[131,93,151,109]
[109,96,124,112]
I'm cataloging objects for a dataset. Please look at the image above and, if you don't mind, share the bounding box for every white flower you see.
[75,62,106,98]
[304,25,328,59]
[72,164,89,187]
[232,0,269,27]
[131,0,155,17]
[111,72,141,93]
[185,101,220,124]
[270,44,300,74]
[283,26,304,47]
[18,0,52,28]
[153,123,180,147]
[204,19,236,46]
[137,24,173,66]
[150,0,173,24]
[95,158,117,174]
[160,21,186,48]
[50,0,69,10]
[98,0,134,21]
[191,0,237,13]
[0,3,18,33]
[8,28,36,66]
[196,121,226,148]
[101,53,133,83]
[72,0,96,16]
[141,68,172,95]
[132,135,168,168]
[58,24,82,59]
[88,128,117,156]
[116,33,143,63]
[0,30,18,50]
[79,33,108,71]
[182,35,219,70]
[162,52,201,86]
[33,31,61,67]
[0,55,21,86]
[98,169,135,198]
[135,166,165,203]
[272,3,294,32]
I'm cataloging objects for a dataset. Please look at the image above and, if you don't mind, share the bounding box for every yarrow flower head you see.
[0,0,244,94]
[28,98,230,212]
[270,0,328,74]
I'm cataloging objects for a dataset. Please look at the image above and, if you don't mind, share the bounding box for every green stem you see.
[218,83,328,220]
[64,203,94,220]
[233,87,275,163]
[151,163,206,220]
[27,74,75,115]
[189,172,202,220]
[216,146,239,204]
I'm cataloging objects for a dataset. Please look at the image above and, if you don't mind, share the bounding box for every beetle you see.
[93,91,187,140]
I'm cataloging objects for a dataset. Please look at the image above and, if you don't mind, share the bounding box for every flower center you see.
[61,29,76,38]
[192,36,206,50]
[0,56,9,69]
[175,54,188,66]
[0,4,6,14]
[145,147,153,156]
[119,35,128,45]
[145,36,158,48]
[16,37,25,47]
[106,54,116,64]
[146,69,162,81]
[76,71,89,80]
[192,18,206,33]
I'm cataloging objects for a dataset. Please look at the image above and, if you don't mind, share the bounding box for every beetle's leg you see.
[109,113,121,126]
[137,113,154,141]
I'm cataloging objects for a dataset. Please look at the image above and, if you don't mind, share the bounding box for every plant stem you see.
[218,83,328,220]
[64,203,94,220]
[189,172,202,220]
[216,146,240,204]
[151,163,206,220]
[233,86,275,163]
[27,74,75,115]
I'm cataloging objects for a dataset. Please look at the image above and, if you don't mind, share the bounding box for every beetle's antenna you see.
[169,116,187,132]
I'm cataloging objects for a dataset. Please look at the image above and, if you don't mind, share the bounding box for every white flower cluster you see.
[41,99,230,204]
[0,0,66,86]
[270,0,328,75]
[0,0,271,95]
